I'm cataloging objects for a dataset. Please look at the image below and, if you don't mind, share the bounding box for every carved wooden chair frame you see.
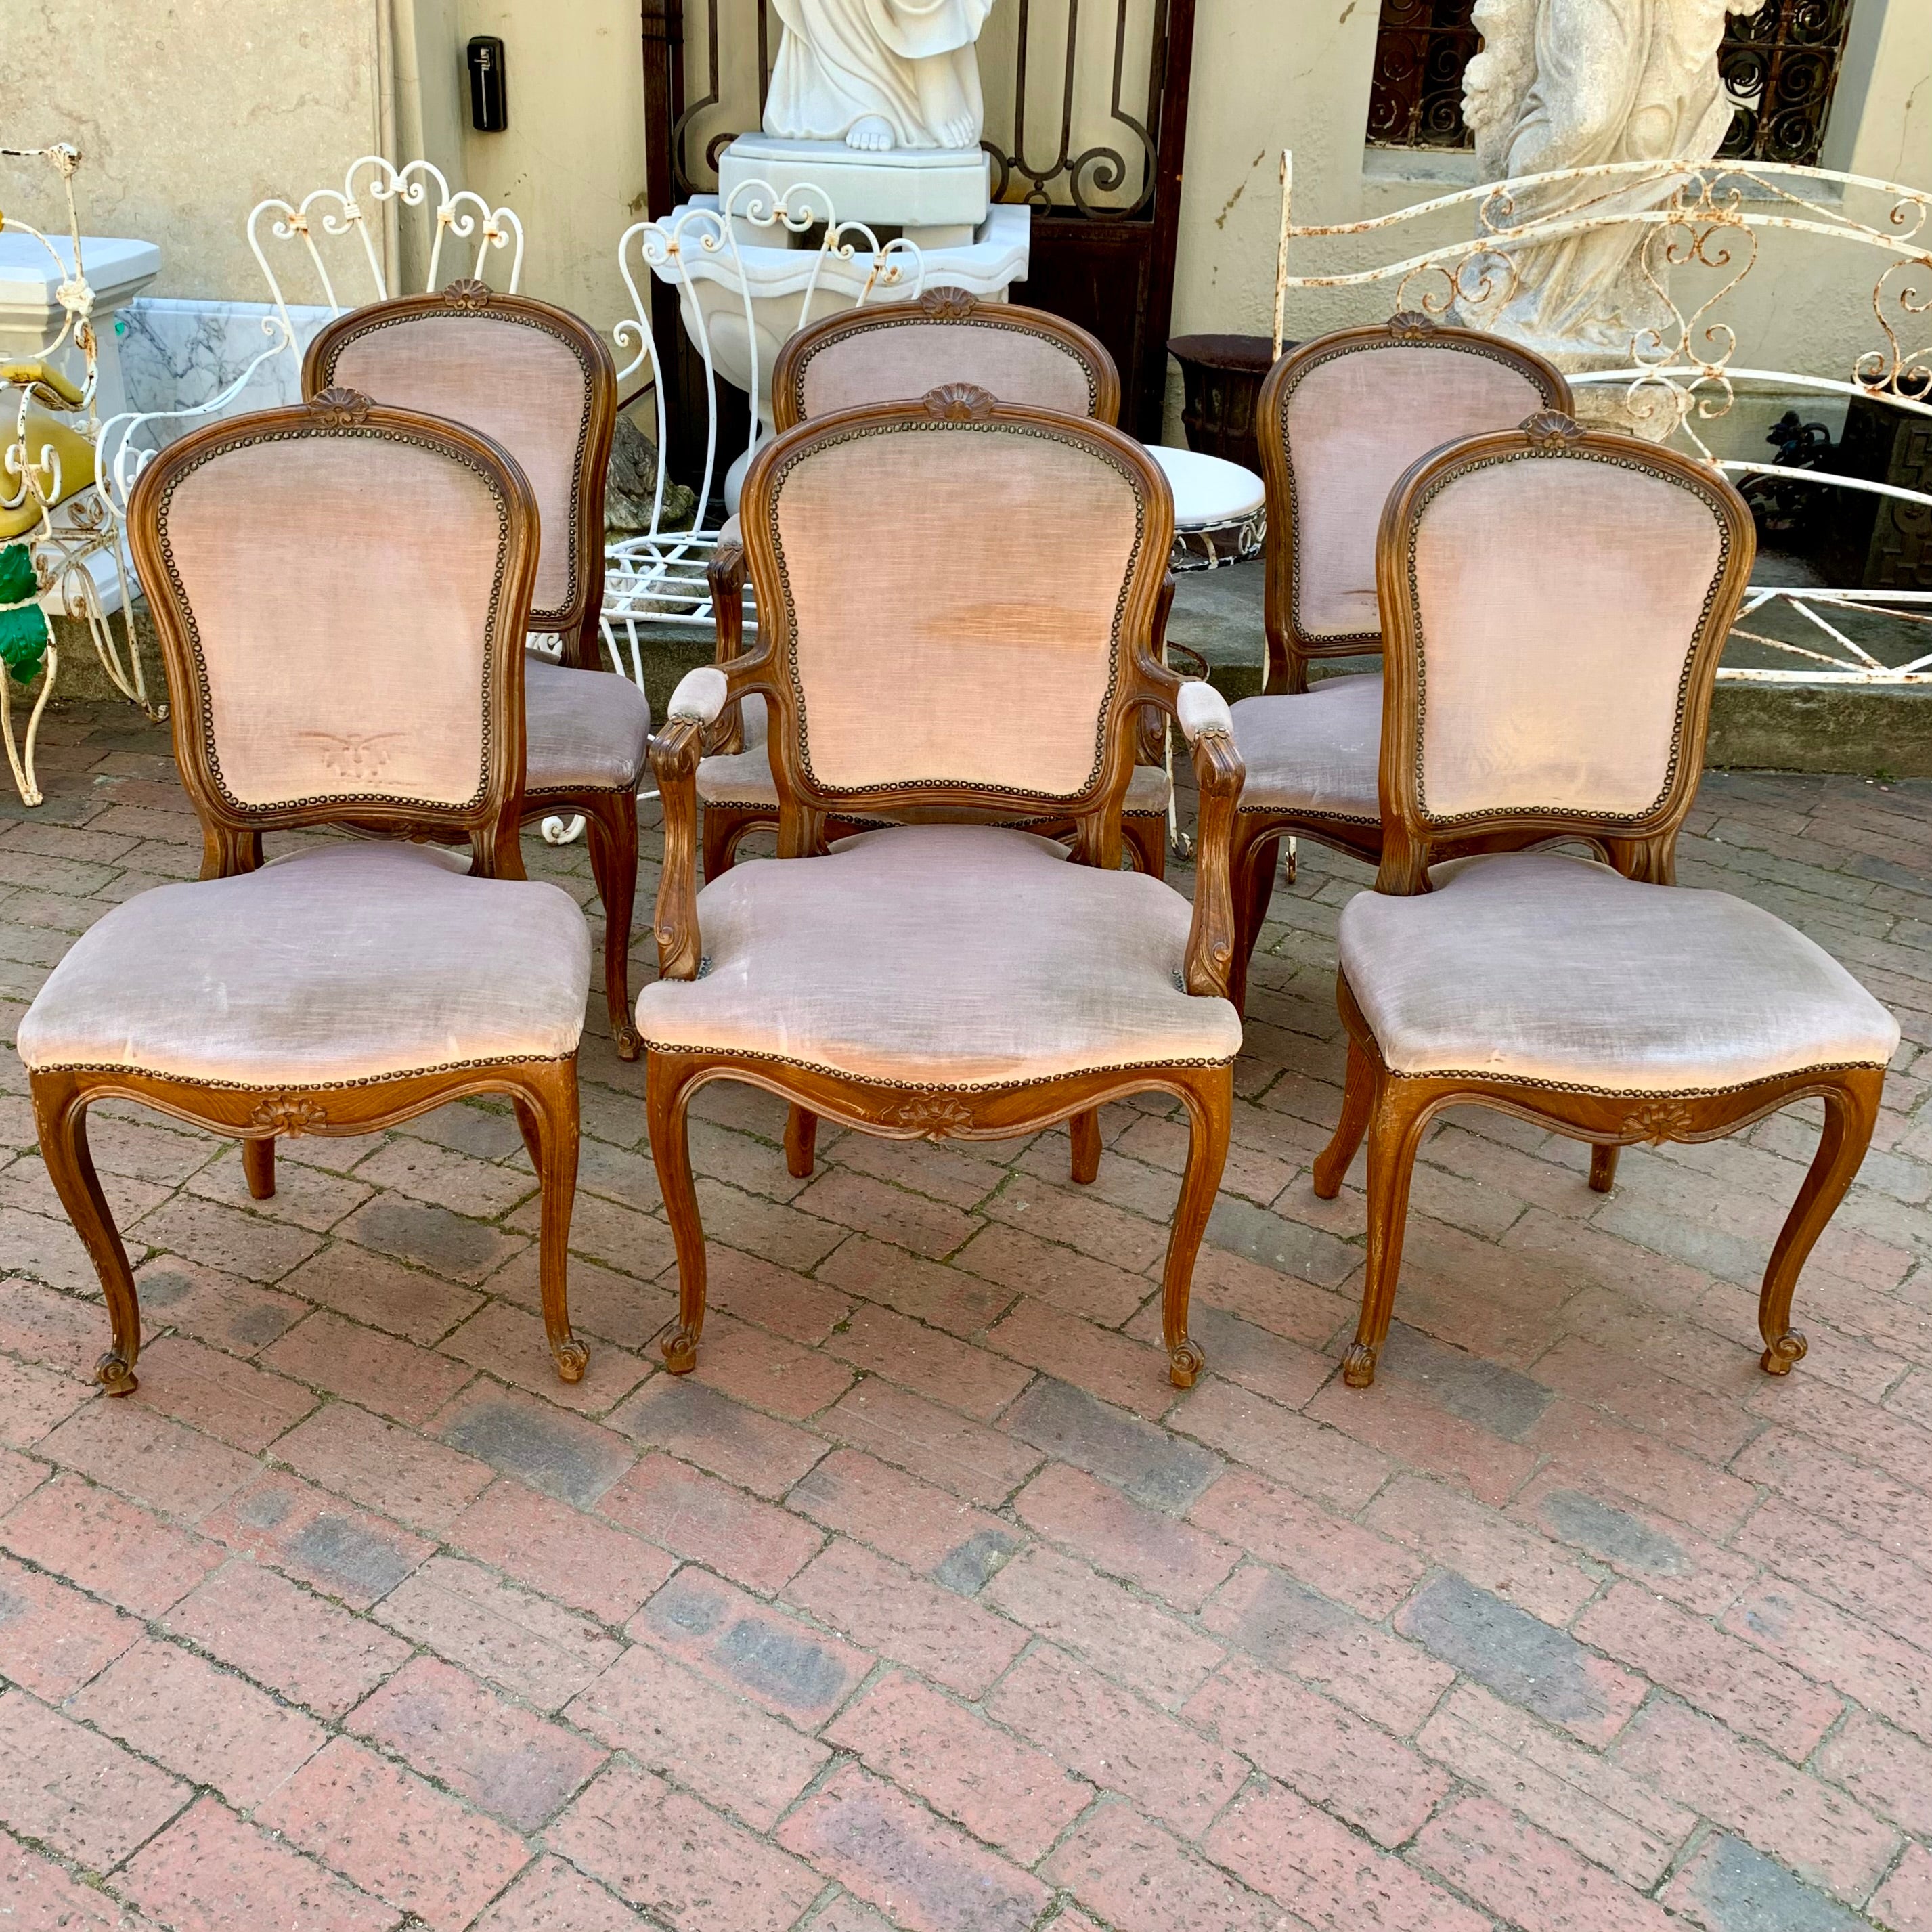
[1311,414,1881,1390]
[303,284,644,1059]
[649,387,1246,1390]
[1228,316,1572,1011]
[30,392,588,1395]
[699,288,1172,881]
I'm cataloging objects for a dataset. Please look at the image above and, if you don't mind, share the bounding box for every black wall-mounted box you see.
[468,37,508,133]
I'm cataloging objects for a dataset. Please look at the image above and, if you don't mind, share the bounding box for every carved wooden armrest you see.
[1175,680,1244,1001]
[650,666,730,980]
[706,537,748,755]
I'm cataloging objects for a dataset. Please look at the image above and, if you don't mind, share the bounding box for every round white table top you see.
[1149,443,1265,529]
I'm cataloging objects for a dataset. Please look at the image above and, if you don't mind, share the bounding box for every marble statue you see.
[1457,0,1736,364]
[765,0,994,152]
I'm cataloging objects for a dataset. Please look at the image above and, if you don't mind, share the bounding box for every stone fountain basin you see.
[651,199,1030,504]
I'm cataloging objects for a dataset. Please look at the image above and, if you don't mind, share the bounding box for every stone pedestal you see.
[0,232,159,615]
[718,135,991,249]
[0,233,159,420]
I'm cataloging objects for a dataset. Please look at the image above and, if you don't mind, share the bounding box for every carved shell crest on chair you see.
[1386,311,1439,340]
[922,382,998,420]
[919,286,980,320]
[307,387,374,426]
[1521,409,1585,447]
[441,277,494,310]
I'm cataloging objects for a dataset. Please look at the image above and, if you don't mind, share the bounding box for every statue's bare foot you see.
[846,116,895,151]
[915,56,977,149]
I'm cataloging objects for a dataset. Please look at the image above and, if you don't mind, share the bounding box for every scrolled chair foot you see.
[1168,1337,1205,1390]
[1342,1342,1378,1388]
[615,1023,643,1064]
[552,1336,590,1384]
[96,1351,139,1397]
[1760,1330,1807,1376]
[660,1324,700,1375]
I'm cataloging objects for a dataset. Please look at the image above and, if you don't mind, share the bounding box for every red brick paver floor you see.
[2,702,1929,1931]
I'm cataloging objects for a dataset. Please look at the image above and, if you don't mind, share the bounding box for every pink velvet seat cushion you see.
[1338,851,1899,1091]
[524,659,653,793]
[1230,674,1382,820]
[636,824,1240,1084]
[18,844,590,1086]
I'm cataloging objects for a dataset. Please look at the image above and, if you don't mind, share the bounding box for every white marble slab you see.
[118,295,333,444]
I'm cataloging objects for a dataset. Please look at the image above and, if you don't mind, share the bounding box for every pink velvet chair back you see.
[128,391,540,853]
[739,387,1171,843]
[773,289,1120,431]
[305,287,615,637]
[1260,317,1570,689]
[1375,414,1755,887]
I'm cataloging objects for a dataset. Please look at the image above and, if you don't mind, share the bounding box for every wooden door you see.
[638,0,1198,477]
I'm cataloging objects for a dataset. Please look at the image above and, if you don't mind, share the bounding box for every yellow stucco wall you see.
[399,0,653,334]
[0,0,389,303]
[7,0,1926,429]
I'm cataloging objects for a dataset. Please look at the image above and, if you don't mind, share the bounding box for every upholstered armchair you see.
[698,287,1176,880]
[303,283,650,1059]
[1313,412,1898,1390]
[1226,315,1572,1011]
[18,391,592,1394]
[643,386,1245,1391]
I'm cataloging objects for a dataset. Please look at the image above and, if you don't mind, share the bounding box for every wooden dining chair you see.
[1313,411,1898,1390]
[643,385,1246,1390]
[1227,313,1572,1011]
[697,287,1174,879]
[20,389,593,1395]
[303,282,649,1060]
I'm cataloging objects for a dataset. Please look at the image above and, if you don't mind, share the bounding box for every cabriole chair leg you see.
[514,1068,588,1382]
[584,791,642,1061]
[1160,1066,1232,1388]
[785,1104,818,1179]
[1313,1034,1376,1198]
[243,1135,277,1200]
[1227,825,1281,1015]
[1070,1108,1102,1184]
[1344,1074,1434,1388]
[1757,1069,1882,1375]
[31,1072,141,1393]
[649,1053,708,1373]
